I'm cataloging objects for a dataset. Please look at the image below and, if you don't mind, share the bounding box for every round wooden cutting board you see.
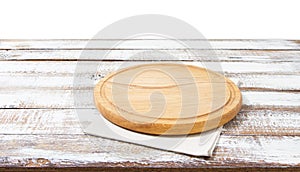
[94,63,242,135]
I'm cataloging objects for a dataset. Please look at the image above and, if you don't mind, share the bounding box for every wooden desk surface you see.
[0,39,299,171]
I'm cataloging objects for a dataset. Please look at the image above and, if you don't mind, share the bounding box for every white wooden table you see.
[0,39,299,171]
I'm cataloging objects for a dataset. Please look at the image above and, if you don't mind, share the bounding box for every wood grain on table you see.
[0,39,299,171]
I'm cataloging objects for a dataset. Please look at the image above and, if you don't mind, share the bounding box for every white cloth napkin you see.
[79,109,222,156]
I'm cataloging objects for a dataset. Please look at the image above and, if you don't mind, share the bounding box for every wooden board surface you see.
[94,63,242,135]
[0,39,299,170]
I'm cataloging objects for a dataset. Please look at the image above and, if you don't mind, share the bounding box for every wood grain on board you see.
[0,39,299,170]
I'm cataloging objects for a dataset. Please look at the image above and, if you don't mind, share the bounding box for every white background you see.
[1,0,299,39]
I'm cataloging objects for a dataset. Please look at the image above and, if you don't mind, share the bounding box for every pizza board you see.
[94,63,242,135]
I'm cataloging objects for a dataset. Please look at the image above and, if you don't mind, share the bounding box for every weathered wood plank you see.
[0,61,298,75]
[1,49,300,62]
[0,109,82,135]
[0,61,299,91]
[0,109,298,136]
[0,89,299,109]
[0,134,298,167]
[1,73,299,91]
[0,58,299,107]
[0,40,299,50]
[222,109,300,136]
